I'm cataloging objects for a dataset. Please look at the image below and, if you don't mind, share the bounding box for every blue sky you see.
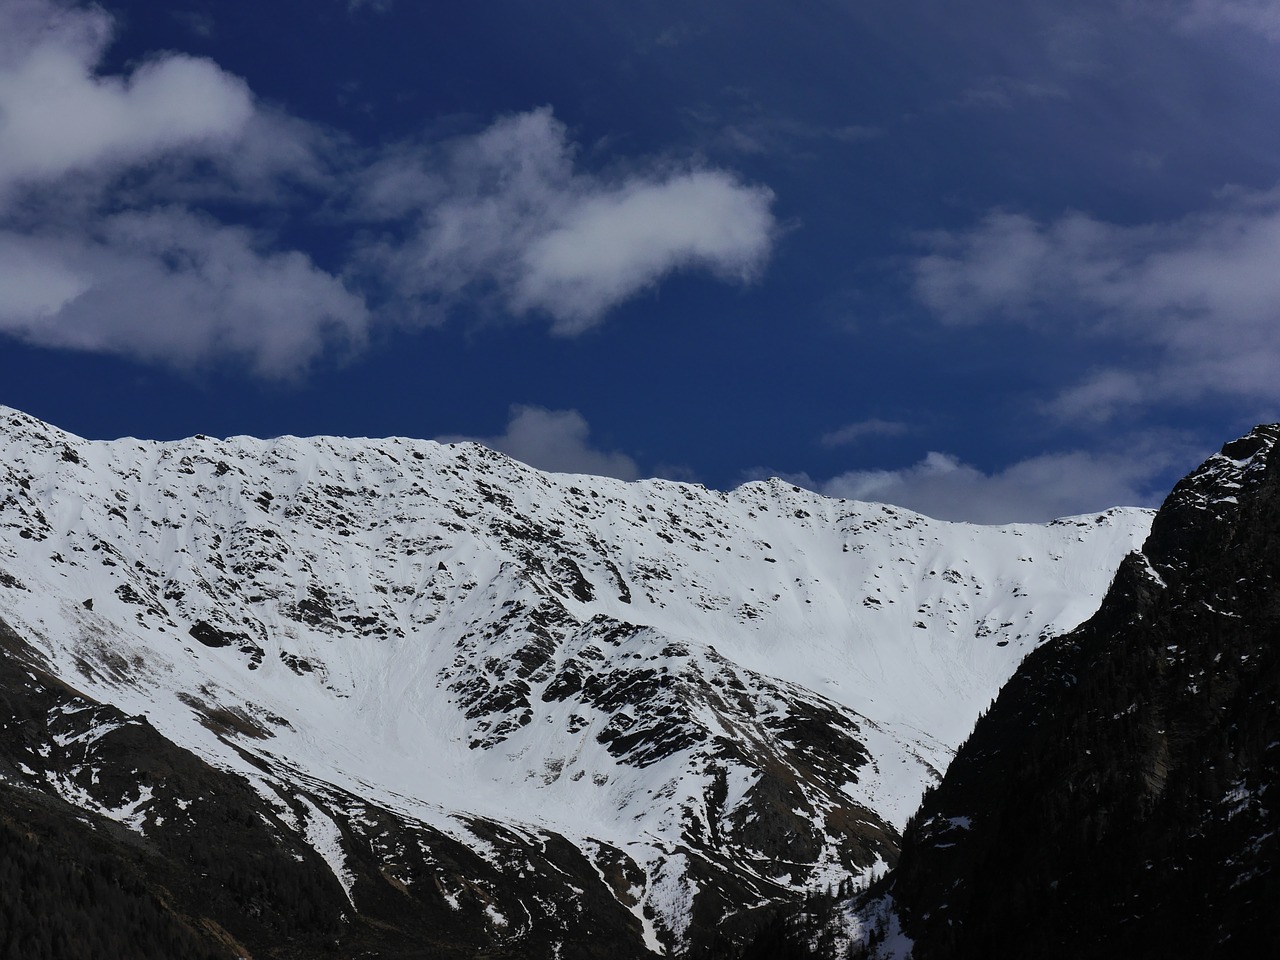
[2,0,1278,521]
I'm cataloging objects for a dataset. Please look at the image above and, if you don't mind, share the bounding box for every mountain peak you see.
[1168,422,1278,505]
[0,405,1153,956]
[867,423,1280,960]
[1142,422,1280,583]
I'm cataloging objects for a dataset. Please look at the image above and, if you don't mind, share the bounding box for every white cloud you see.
[0,0,369,375]
[911,191,1280,420]
[0,234,88,317]
[0,0,252,201]
[0,5,775,374]
[820,418,910,448]
[804,443,1188,523]
[0,210,368,376]
[515,170,774,332]
[1049,370,1150,423]
[354,108,776,333]
[139,107,343,206]
[913,210,1090,324]
[438,405,641,480]
[0,1,336,206]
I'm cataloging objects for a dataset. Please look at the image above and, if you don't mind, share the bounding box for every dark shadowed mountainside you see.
[863,425,1280,959]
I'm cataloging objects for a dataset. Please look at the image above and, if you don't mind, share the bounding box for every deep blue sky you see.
[2,0,1278,521]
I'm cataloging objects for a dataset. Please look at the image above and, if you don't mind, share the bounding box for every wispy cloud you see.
[653,22,704,50]
[955,75,1070,110]
[684,96,881,162]
[172,10,216,39]
[911,189,1280,420]
[717,117,881,157]
[1175,0,1280,40]
[819,418,910,448]
[438,405,640,479]
[353,108,776,334]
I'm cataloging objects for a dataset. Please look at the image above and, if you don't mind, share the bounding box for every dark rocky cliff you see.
[879,425,1280,958]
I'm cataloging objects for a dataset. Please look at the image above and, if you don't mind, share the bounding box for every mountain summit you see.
[0,406,1150,956]
[861,425,1280,959]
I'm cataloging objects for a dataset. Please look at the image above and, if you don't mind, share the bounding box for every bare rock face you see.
[0,406,1152,957]
[871,425,1280,960]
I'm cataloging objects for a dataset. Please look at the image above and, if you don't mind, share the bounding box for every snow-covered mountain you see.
[0,406,1151,956]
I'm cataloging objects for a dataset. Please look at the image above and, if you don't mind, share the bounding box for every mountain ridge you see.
[0,405,1152,955]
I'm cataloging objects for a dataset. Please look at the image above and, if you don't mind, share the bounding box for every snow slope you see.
[0,406,1151,952]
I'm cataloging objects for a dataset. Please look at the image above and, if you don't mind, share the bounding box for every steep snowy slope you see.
[0,406,1151,954]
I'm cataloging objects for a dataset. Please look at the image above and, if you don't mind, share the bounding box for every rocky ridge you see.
[0,406,1151,955]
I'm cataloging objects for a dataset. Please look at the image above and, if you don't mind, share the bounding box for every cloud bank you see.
[755,437,1190,524]
[814,446,1179,523]
[912,192,1280,420]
